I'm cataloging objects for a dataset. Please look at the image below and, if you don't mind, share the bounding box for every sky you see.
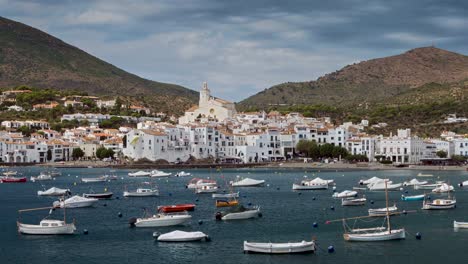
[1,0,468,102]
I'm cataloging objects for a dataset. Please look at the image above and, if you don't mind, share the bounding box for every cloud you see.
[67,10,129,25]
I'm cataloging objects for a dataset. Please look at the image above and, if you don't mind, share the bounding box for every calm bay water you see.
[1,167,468,263]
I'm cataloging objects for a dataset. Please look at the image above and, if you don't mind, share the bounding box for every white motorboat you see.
[422,198,456,210]
[309,177,334,186]
[30,173,53,182]
[368,205,398,217]
[133,212,192,227]
[155,230,209,242]
[81,176,108,183]
[230,177,265,187]
[18,219,76,235]
[150,170,172,177]
[292,181,328,190]
[38,187,71,196]
[333,190,357,198]
[403,179,428,186]
[344,228,406,241]
[123,188,159,197]
[53,195,98,208]
[243,240,316,254]
[454,221,468,229]
[212,192,239,199]
[459,181,468,187]
[414,182,443,190]
[175,171,191,177]
[128,171,151,177]
[417,172,434,177]
[3,170,17,176]
[186,178,217,189]
[216,206,261,220]
[342,197,367,206]
[432,183,454,193]
[368,181,402,191]
[195,185,218,193]
[359,177,388,185]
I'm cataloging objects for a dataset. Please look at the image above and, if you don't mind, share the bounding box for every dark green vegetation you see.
[0,16,198,115]
[96,146,115,160]
[239,47,468,136]
[295,140,348,160]
[72,148,85,160]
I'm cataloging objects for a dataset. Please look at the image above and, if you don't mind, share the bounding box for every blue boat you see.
[401,194,425,201]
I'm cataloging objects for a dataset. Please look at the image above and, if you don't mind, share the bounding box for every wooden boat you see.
[195,185,218,193]
[83,192,113,199]
[401,194,425,201]
[216,199,239,207]
[157,204,196,213]
[292,181,328,190]
[128,171,151,177]
[155,230,209,242]
[333,190,357,198]
[230,177,265,187]
[124,188,159,197]
[38,187,71,196]
[368,205,398,217]
[216,205,261,220]
[243,240,316,254]
[186,178,217,189]
[454,221,468,229]
[1,176,27,183]
[422,197,456,210]
[132,212,192,227]
[17,207,76,235]
[53,195,98,208]
[342,197,367,206]
[212,192,239,199]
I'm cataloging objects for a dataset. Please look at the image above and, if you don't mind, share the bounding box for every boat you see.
[329,181,406,242]
[458,181,468,187]
[230,177,265,187]
[132,212,192,227]
[342,197,367,206]
[53,195,98,208]
[292,181,328,190]
[414,182,443,190]
[401,194,425,201]
[243,240,316,254]
[128,171,151,177]
[157,204,196,213]
[1,176,27,183]
[454,221,468,229]
[212,192,239,198]
[49,170,61,177]
[30,173,53,182]
[368,205,398,216]
[215,199,239,207]
[81,176,108,183]
[432,183,454,193]
[3,170,17,176]
[417,172,434,177]
[155,230,209,242]
[368,181,402,191]
[403,179,428,186]
[175,171,191,177]
[195,185,218,193]
[215,205,261,220]
[333,190,357,198]
[309,177,334,186]
[422,197,456,210]
[186,178,217,189]
[37,187,71,196]
[359,177,388,185]
[123,188,159,197]
[150,170,172,177]
[83,192,113,199]
[17,207,76,235]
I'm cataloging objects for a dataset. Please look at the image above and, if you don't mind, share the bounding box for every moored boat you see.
[422,197,456,210]
[342,197,367,206]
[215,199,239,207]
[83,192,113,199]
[230,177,265,187]
[454,221,468,229]
[195,185,218,193]
[292,181,328,190]
[30,173,53,182]
[38,187,71,196]
[417,172,433,177]
[53,195,98,208]
[368,181,402,191]
[414,182,443,190]
[432,183,454,193]
[17,207,76,235]
[344,228,406,241]
[128,171,151,177]
[157,204,196,213]
[216,205,261,221]
[155,230,209,242]
[243,240,316,254]
[175,171,191,177]
[368,205,398,217]
[333,190,357,198]
[401,194,425,201]
[150,170,172,177]
[1,176,27,183]
[186,178,217,189]
[212,192,239,199]
[403,179,428,186]
[124,188,159,197]
[131,212,192,227]
[81,176,108,183]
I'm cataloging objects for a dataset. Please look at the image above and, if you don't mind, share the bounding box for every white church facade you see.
[178,82,237,124]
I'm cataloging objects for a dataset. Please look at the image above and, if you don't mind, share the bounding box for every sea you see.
[1,167,467,264]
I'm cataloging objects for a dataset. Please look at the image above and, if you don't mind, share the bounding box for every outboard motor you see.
[459,182,463,187]
[128,217,137,227]
[152,232,161,239]
[215,212,223,221]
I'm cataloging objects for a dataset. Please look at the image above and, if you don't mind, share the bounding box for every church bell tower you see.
[199,82,210,106]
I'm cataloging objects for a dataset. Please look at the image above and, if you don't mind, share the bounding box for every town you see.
[0,82,466,166]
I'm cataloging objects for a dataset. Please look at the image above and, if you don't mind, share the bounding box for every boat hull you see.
[157,231,207,242]
[212,192,239,198]
[243,241,315,254]
[344,229,406,242]
[292,183,328,190]
[222,208,260,220]
[83,192,113,199]
[401,195,425,201]
[135,215,192,227]
[158,204,196,213]
[454,221,468,229]
[123,191,159,197]
[18,223,76,235]
[342,198,366,206]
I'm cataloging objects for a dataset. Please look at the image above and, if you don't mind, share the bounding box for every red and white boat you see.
[158,204,196,213]
[1,176,27,183]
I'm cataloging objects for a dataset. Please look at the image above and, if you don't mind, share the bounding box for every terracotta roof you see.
[141,129,167,136]
[186,105,199,112]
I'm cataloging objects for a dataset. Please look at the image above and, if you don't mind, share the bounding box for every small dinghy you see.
[230,177,265,187]
[359,177,388,185]
[215,205,261,221]
[1,176,27,183]
[368,205,398,217]
[154,230,209,242]
[150,170,172,177]
[124,188,159,197]
[195,185,218,193]
[292,181,328,190]
[215,199,239,207]
[53,195,98,208]
[417,172,433,177]
[243,240,316,254]
[30,173,53,182]
[128,171,151,177]
[414,182,443,190]
[342,197,367,206]
[212,192,239,199]
[401,194,425,201]
[81,176,108,183]
[459,181,468,187]
[157,204,196,213]
[432,183,454,193]
[403,179,428,186]
[186,178,217,189]
[38,187,71,196]
[368,181,402,191]
[333,190,357,198]
[131,212,192,227]
[175,171,191,177]
[83,192,113,199]
[454,221,468,229]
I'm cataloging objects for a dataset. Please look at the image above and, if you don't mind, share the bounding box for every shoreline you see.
[3,161,468,171]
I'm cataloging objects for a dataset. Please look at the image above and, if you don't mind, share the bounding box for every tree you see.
[452,155,467,163]
[72,148,85,160]
[47,149,52,162]
[96,146,115,160]
[296,140,310,156]
[17,125,32,137]
[436,150,448,158]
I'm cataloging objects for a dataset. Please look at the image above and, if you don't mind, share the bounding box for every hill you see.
[239,47,468,109]
[0,16,198,114]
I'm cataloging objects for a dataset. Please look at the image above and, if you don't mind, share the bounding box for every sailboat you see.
[17,206,76,235]
[328,181,406,242]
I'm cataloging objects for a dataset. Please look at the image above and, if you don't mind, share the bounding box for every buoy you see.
[404,190,408,194]
[198,220,203,225]
[370,200,374,204]
[83,229,89,235]
[312,197,316,200]
[403,210,407,215]
[330,206,335,211]
[248,202,252,206]
[332,186,336,190]
[415,232,422,240]
[73,182,77,186]
[276,187,280,191]
[328,245,335,253]
[243,195,247,198]
[118,212,122,218]
[103,203,107,207]
[313,222,318,228]
[195,199,199,202]
[116,196,120,200]
[267,184,270,187]
[298,192,302,195]
[258,212,263,218]
[169,193,172,196]
[153,232,161,239]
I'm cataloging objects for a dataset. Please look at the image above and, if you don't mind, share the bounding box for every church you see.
[178,82,237,124]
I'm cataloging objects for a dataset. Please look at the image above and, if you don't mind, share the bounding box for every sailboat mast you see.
[385,180,391,232]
